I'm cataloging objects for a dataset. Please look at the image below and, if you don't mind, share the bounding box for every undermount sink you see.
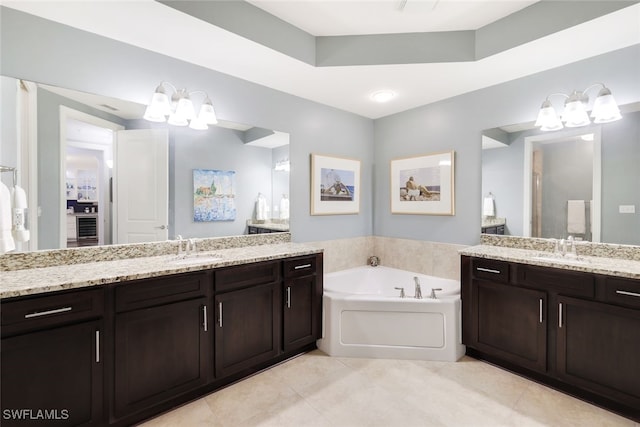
[530,253,590,265]
[169,253,223,266]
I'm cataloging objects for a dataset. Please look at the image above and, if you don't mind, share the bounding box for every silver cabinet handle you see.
[539,299,543,324]
[294,263,312,270]
[616,290,640,298]
[155,225,167,229]
[476,267,501,274]
[24,306,72,319]
[218,302,223,328]
[558,303,563,328]
[203,305,208,332]
[95,330,100,363]
[286,287,291,308]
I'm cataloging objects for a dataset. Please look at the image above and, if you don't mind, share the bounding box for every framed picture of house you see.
[390,150,455,215]
[310,154,361,215]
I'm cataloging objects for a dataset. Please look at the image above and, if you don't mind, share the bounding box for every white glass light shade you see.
[143,91,171,122]
[198,99,218,124]
[167,97,195,126]
[562,98,590,128]
[188,117,208,130]
[591,88,621,123]
[535,100,563,131]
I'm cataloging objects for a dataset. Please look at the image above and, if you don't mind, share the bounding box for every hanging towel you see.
[483,195,495,217]
[256,193,268,221]
[279,195,289,220]
[0,182,16,253]
[12,185,30,243]
[567,200,586,234]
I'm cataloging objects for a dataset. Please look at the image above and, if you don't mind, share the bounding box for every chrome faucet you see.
[413,276,423,299]
[394,287,405,298]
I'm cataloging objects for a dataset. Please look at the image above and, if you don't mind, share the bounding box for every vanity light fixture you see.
[143,82,218,130]
[535,83,621,131]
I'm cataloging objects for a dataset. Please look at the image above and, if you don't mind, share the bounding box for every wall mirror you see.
[481,104,640,246]
[0,75,290,252]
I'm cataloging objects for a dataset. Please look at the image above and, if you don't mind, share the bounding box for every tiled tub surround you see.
[307,236,465,280]
[0,233,325,298]
[467,234,640,279]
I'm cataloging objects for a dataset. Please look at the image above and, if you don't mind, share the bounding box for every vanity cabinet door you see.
[475,280,548,373]
[114,297,210,418]
[557,296,640,414]
[282,255,323,352]
[1,320,104,427]
[214,282,281,378]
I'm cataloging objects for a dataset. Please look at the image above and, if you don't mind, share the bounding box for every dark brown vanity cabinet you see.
[462,255,640,421]
[113,271,212,419]
[213,261,282,378]
[1,289,105,426]
[283,256,323,352]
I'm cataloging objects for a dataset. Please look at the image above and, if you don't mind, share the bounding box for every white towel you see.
[567,200,586,234]
[279,196,289,220]
[483,196,495,217]
[12,185,30,243]
[256,194,268,221]
[0,182,16,253]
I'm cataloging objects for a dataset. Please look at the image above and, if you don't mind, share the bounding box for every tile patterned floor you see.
[140,350,638,427]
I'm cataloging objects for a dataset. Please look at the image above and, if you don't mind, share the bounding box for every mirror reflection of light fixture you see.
[144,82,218,130]
[274,158,290,172]
[535,83,621,131]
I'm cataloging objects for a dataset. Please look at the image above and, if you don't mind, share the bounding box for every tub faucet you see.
[413,276,423,299]
[429,288,443,299]
[394,287,405,298]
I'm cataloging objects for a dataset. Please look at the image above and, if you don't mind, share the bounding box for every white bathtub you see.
[317,266,465,362]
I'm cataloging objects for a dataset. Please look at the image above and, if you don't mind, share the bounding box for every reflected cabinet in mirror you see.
[0,75,290,252]
[481,105,640,245]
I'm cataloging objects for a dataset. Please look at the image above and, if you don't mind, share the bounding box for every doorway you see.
[59,107,124,248]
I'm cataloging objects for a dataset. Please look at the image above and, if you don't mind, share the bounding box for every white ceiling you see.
[247,0,539,35]
[4,1,640,119]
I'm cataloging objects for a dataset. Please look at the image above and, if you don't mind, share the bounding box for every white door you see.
[114,129,168,244]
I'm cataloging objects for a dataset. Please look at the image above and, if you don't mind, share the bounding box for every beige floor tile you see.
[508,381,634,427]
[139,351,636,427]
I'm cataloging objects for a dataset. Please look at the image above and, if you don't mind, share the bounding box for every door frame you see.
[59,106,124,248]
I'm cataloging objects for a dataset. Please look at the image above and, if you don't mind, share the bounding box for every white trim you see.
[523,127,601,242]
[58,106,124,248]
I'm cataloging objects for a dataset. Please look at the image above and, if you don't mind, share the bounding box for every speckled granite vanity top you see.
[461,235,640,280]
[0,234,322,299]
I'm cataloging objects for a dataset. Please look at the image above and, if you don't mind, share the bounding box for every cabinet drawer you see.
[518,264,594,298]
[604,277,640,309]
[116,271,210,312]
[215,260,281,293]
[1,288,104,336]
[284,256,317,278]
[471,258,510,283]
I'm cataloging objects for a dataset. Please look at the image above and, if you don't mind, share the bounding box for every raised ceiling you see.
[3,0,640,119]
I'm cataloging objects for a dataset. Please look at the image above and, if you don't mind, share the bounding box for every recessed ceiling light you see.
[370,90,396,103]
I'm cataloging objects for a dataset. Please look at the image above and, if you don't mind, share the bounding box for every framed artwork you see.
[193,169,237,221]
[390,150,455,215]
[310,154,361,215]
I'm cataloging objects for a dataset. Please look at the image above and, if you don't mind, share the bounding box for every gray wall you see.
[0,7,374,244]
[375,45,640,245]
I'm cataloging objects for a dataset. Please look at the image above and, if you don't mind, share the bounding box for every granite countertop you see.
[460,244,640,280]
[0,242,322,299]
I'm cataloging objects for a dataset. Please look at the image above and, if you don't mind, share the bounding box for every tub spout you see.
[429,288,443,299]
[413,276,423,299]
